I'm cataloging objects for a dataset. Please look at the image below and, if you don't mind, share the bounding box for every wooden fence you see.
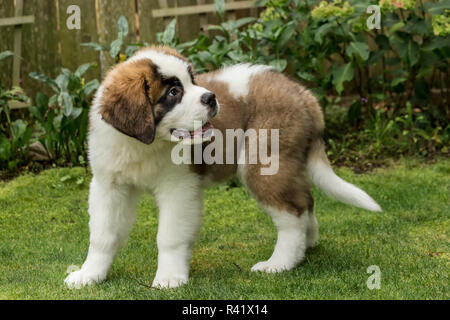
[0,0,261,105]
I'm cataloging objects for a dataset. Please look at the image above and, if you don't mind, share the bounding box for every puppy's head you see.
[99,46,218,145]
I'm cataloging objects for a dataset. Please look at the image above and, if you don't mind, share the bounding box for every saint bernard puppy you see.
[65,46,381,289]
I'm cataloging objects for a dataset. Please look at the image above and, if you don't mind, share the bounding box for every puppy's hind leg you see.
[241,157,314,273]
[251,207,309,273]
[65,177,139,289]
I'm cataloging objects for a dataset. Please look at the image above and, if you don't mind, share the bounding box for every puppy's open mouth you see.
[170,122,214,144]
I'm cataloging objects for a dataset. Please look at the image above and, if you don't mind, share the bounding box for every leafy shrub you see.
[82,16,146,63]
[159,0,449,160]
[28,64,99,165]
[19,1,448,172]
[0,51,32,170]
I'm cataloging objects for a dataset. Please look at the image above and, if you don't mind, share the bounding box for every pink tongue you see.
[172,123,214,140]
[194,123,214,135]
[203,123,214,131]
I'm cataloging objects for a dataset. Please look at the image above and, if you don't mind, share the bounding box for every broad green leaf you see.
[28,106,42,122]
[55,74,69,91]
[0,50,14,61]
[58,92,73,116]
[296,71,317,82]
[417,66,433,78]
[269,59,287,72]
[125,45,139,57]
[75,63,95,78]
[83,79,100,97]
[233,17,256,30]
[117,16,129,40]
[314,22,334,44]
[35,92,49,109]
[346,41,370,61]
[162,19,177,45]
[388,22,405,36]
[332,63,354,95]
[81,42,107,51]
[227,51,247,62]
[390,36,408,60]
[53,114,63,130]
[279,23,296,47]
[110,39,123,58]
[0,136,11,161]
[404,19,430,36]
[421,38,449,51]
[425,0,450,15]
[11,119,27,139]
[69,106,83,120]
[391,77,407,86]
[215,0,226,20]
[176,38,199,50]
[408,40,420,66]
[49,94,58,107]
[29,72,58,91]
[61,68,71,78]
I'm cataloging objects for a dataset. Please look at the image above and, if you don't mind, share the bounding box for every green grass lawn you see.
[0,159,449,299]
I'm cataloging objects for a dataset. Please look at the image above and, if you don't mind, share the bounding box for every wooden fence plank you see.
[138,0,164,44]
[158,0,172,26]
[152,0,261,17]
[0,0,15,89]
[95,0,137,74]
[226,0,236,21]
[178,0,201,42]
[196,0,208,32]
[12,0,25,87]
[21,0,60,97]
[58,0,100,81]
[0,15,34,27]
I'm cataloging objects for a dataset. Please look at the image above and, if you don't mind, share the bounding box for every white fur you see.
[152,172,203,288]
[213,64,272,99]
[307,160,382,212]
[65,49,211,289]
[65,177,139,288]
[251,207,309,273]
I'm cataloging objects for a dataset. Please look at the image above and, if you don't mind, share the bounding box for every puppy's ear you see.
[100,59,162,144]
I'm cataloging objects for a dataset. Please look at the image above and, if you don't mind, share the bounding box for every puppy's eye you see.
[168,87,179,97]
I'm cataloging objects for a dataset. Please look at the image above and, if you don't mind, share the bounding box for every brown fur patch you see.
[136,45,195,77]
[99,59,164,144]
[193,70,325,216]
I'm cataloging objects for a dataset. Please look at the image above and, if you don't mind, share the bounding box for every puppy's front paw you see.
[152,274,188,289]
[64,270,106,289]
[251,260,294,273]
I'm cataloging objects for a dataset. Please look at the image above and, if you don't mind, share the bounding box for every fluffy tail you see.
[306,139,382,212]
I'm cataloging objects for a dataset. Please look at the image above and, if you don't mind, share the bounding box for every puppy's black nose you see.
[201,92,217,109]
